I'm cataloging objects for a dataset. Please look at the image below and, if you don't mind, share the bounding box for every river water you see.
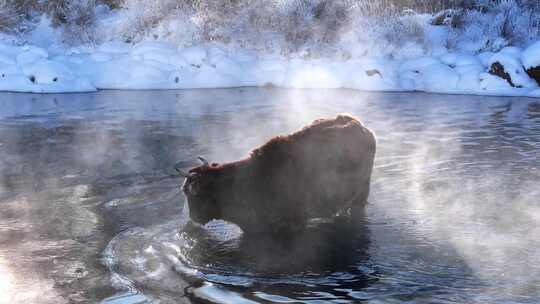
[0,89,539,304]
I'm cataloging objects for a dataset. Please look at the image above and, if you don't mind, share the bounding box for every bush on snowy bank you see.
[1,0,539,56]
[446,0,540,53]
[522,41,540,86]
[485,47,536,88]
[477,42,540,88]
[0,0,34,34]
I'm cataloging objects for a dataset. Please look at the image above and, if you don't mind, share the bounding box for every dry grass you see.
[0,2,22,33]
[0,0,38,33]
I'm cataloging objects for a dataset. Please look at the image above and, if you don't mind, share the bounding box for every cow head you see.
[178,157,223,224]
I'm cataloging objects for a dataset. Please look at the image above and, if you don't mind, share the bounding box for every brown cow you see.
[179,114,376,235]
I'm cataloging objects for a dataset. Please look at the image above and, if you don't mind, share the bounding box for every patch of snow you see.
[142,49,186,68]
[0,63,19,76]
[28,17,59,49]
[440,53,481,67]
[392,42,426,60]
[350,59,399,91]
[455,39,486,54]
[90,52,113,62]
[522,41,540,70]
[0,52,16,65]
[17,47,48,68]
[99,41,132,54]
[179,46,207,67]
[400,57,441,73]
[422,63,459,93]
[529,88,540,97]
[23,59,72,84]
[284,60,343,89]
[0,43,20,60]
[455,64,484,91]
[398,57,441,91]
[14,54,96,92]
[425,25,449,56]
[488,51,536,88]
[477,52,495,67]
[499,46,523,57]
[0,74,34,92]
[479,72,512,90]
[131,41,176,57]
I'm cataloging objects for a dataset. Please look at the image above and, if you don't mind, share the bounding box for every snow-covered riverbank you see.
[2,39,540,97]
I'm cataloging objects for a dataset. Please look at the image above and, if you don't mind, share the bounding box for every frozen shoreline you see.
[1,40,540,98]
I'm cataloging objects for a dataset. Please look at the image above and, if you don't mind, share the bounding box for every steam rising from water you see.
[168,89,540,301]
[0,258,15,304]
[0,90,539,303]
[368,99,540,300]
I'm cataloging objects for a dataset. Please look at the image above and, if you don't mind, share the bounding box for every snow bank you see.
[522,41,540,70]
[0,40,539,97]
[0,43,95,93]
[487,50,536,88]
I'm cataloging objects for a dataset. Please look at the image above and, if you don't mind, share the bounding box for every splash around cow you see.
[179,114,376,235]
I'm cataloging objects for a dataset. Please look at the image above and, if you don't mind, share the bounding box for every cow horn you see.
[175,167,189,177]
[197,156,209,166]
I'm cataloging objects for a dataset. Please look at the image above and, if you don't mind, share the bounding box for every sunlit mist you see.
[0,259,15,304]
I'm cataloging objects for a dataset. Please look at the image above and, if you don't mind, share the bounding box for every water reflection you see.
[182,218,371,276]
[175,218,373,304]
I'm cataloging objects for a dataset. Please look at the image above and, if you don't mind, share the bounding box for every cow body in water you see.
[181,114,376,235]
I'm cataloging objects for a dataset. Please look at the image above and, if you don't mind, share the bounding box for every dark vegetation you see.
[489,62,519,87]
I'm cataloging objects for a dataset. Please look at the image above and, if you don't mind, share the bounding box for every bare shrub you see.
[96,0,356,54]
[0,0,123,43]
[359,0,462,14]
[1,0,540,54]
[0,1,24,33]
[0,0,39,34]
[99,0,123,9]
[40,0,98,43]
[93,0,193,43]
[271,0,353,54]
[447,0,540,51]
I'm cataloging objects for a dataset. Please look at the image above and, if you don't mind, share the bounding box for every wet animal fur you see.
[182,114,376,235]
